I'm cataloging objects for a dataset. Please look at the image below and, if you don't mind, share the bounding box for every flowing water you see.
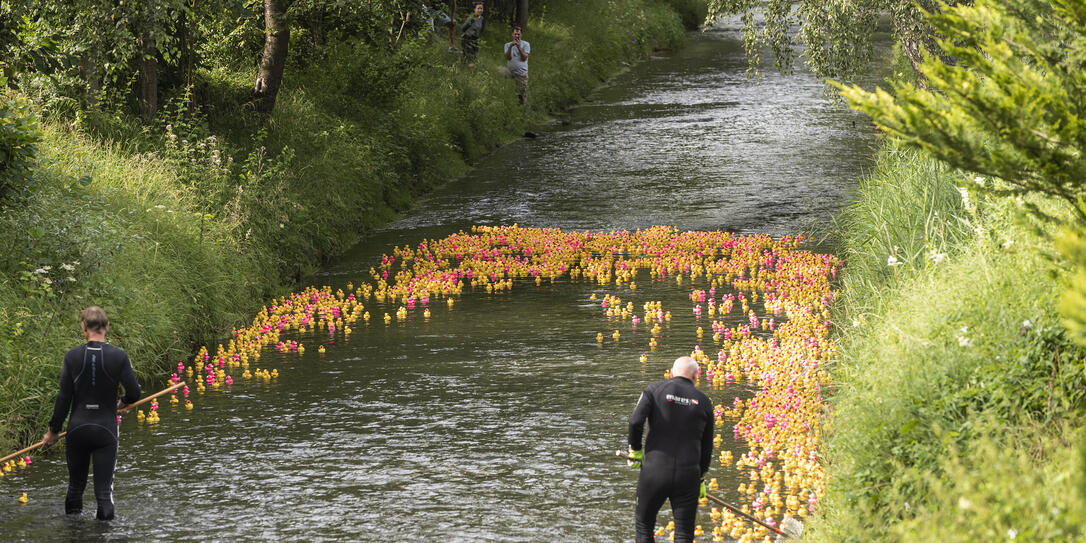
[1,25,886,542]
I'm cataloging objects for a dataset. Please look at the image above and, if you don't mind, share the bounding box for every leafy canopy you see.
[705,0,961,82]
[835,0,1085,220]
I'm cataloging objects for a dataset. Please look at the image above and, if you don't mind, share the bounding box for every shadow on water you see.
[1,25,888,542]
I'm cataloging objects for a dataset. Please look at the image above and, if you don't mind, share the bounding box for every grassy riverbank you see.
[0,0,700,452]
[811,144,1086,541]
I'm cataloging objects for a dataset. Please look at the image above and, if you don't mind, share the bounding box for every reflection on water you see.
[0,27,882,542]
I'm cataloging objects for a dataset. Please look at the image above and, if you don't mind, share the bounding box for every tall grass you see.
[0,124,269,448]
[812,144,1086,541]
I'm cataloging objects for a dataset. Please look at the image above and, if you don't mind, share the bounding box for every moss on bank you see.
[0,0,699,452]
[811,144,1086,541]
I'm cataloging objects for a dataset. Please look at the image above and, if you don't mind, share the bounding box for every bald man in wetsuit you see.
[628,356,714,543]
[43,306,140,520]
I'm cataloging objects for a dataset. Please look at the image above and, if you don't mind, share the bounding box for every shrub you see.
[0,75,42,199]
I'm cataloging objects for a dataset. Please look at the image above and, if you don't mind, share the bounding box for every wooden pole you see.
[613,450,791,537]
[0,381,186,465]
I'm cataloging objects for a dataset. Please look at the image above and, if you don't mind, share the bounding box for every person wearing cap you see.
[43,306,141,520]
[627,356,714,543]
[460,2,485,63]
[503,25,530,104]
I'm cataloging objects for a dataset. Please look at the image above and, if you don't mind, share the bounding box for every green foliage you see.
[817,146,1086,541]
[0,75,41,199]
[705,0,960,81]
[661,0,708,30]
[891,420,1085,542]
[0,122,271,449]
[831,144,974,320]
[834,0,1086,357]
[836,0,1086,221]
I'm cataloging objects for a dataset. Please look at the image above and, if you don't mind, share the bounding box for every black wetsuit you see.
[48,341,140,520]
[628,376,713,543]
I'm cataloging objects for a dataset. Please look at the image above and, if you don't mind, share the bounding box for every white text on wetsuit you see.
[665,394,698,406]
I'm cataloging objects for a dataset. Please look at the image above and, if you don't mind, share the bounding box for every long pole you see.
[0,381,185,465]
[613,450,787,537]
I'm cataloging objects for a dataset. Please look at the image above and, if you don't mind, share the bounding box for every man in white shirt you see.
[504,26,530,104]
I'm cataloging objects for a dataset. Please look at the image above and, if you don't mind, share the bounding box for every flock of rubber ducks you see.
[4,458,32,504]
[2,457,31,478]
[572,226,835,542]
[7,224,838,543]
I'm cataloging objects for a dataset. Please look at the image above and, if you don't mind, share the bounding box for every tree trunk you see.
[516,0,527,30]
[138,29,158,122]
[80,52,99,109]
[253,0,289,114]
[448,0,456,48]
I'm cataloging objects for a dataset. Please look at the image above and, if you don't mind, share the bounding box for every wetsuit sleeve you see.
[699,401,714,477]
[119,353,141,405]
[628,387,653,451]
[48,358,75,433]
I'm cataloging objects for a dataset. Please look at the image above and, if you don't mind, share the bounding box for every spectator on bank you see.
[423,1,453,35]
[504,26,530,105]
[460,2,485,63]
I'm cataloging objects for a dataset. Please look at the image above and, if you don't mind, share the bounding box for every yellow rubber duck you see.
[298,344,305,354]
[318,346,326,354]
[423,309,431,319]
[639,354,647,363]
[170,395,179,405]
[18,492,28,504]
[270,369,279,378]
[612,329,620,340]
[242,369,252,378]
[185,400,194,410]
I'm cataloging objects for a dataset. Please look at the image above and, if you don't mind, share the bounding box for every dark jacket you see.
[628,376,714,476]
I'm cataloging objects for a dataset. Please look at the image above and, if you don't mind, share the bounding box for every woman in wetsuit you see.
[42,306,140,520]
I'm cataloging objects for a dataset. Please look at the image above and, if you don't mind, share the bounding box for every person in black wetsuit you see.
[628,356,713,543]
[43,306,140,520]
